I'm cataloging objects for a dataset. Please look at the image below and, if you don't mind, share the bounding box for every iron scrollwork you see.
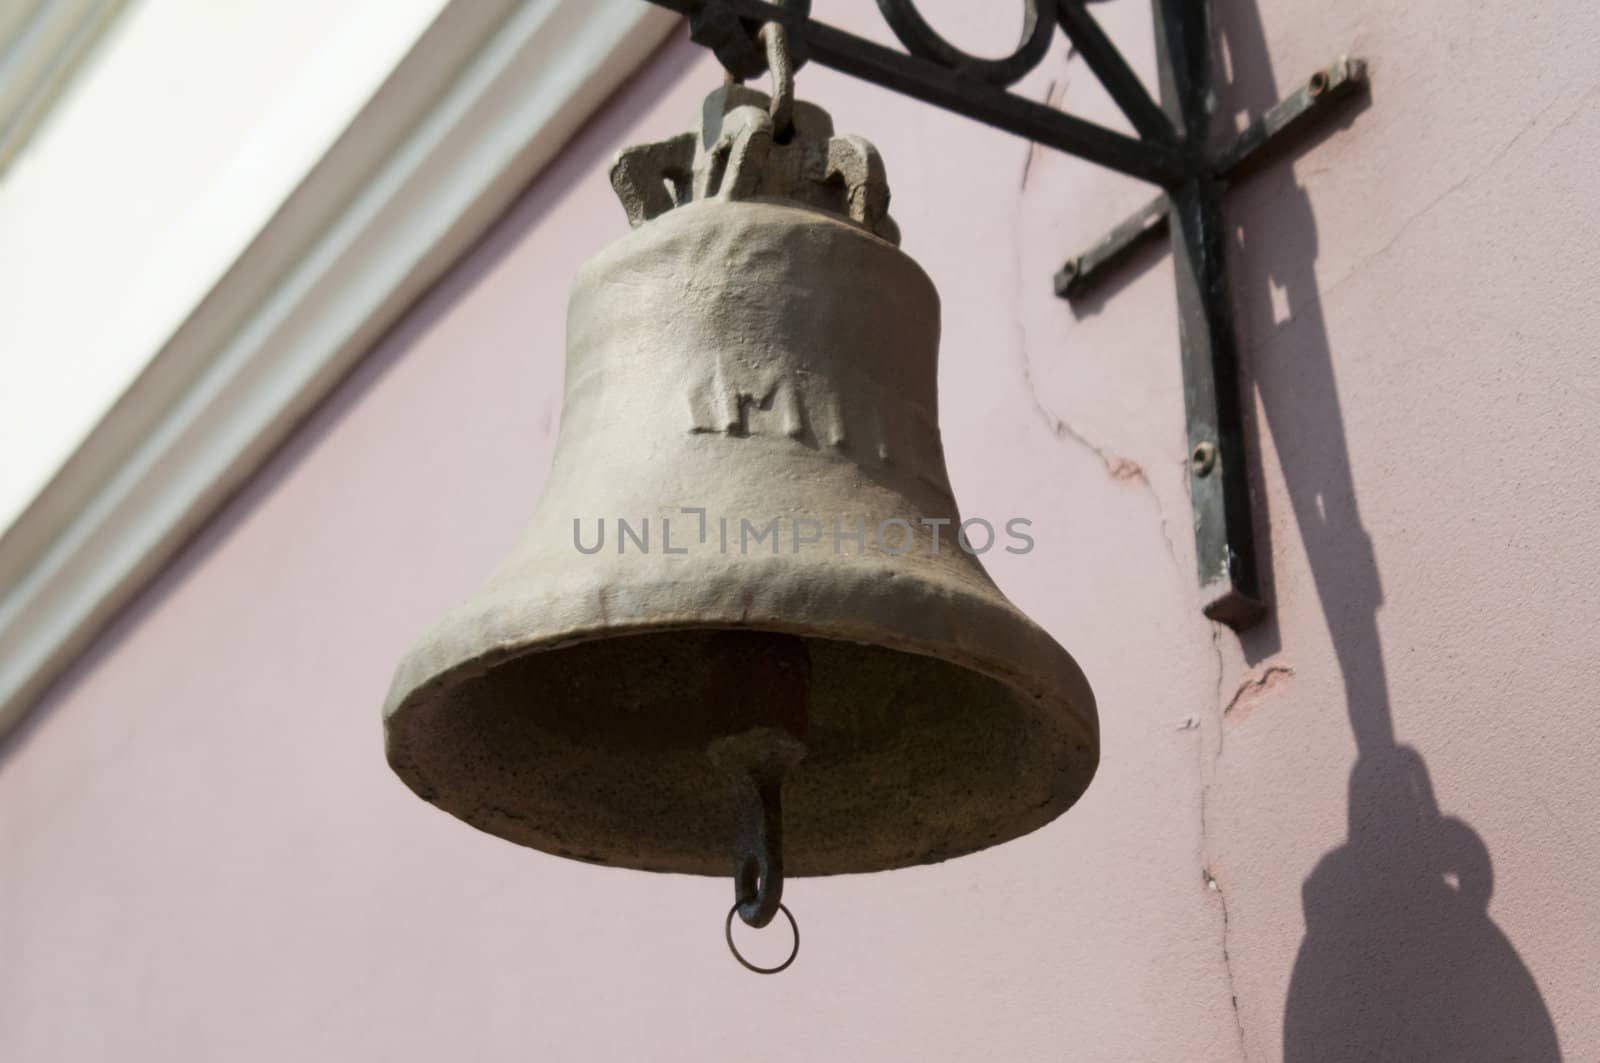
[874,0,1055,88]
[653,0,1186,184]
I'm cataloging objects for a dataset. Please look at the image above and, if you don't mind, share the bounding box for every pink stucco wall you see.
[5,2,1599,1059]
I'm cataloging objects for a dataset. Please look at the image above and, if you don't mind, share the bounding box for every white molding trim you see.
[0,0,126,174]
[0,0,680,737]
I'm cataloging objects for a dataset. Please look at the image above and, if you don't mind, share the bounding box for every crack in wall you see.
[1198,656,1295,1058]
[1019,78,1055,191]
[1009,46,1189,586]
[1018,261,1242,1055]
[1224,663,1295,720]
[1011,42,1188,586]
[1016,348,1185,583]
[1204,864,1250,1061]
[1019,47,1074,190]
[1320,81,1599,305]
[1008,42,1245,1056]
[1199,624,1250,1061]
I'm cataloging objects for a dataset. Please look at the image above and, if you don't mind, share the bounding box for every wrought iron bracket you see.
[639,0,1369,629]
[1053,55,1365,300]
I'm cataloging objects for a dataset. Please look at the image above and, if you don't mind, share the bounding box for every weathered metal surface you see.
[725,901,799,974]
[688,0,810,80]
[383,90,1099,880]
[1154,0,1265,627]
[644,0,1184,183]
[704,632,811,928]
[1055,56,1368,302]
[874,0,1054,89]
[1055,39,1363,627]
[1054,0,1175,143]
[1216,56,1368,178]
[1053,192,1169,299]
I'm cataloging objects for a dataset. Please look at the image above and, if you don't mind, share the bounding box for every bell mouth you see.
[385,618,1097,877]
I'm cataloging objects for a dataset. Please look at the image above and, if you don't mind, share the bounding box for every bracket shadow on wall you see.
[642,0,1368,629]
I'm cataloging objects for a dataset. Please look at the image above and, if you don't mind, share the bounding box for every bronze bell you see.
[383,81,1098,960]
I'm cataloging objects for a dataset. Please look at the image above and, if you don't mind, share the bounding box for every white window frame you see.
[0,0,679,736]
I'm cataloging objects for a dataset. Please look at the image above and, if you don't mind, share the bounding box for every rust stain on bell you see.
[382,85,1098,883]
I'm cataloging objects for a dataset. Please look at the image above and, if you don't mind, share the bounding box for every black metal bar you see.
[804,18,1182,183]
[1053,191,1168,299]
[876,0,1054,89]
[1215,55,1366,178]
[643,0,1186,184]
[1054,1,1177,144]
[1153,0,1264,627]
[1054,54,1365,301]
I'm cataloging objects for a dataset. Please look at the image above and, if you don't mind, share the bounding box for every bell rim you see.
[383,562,1099,877]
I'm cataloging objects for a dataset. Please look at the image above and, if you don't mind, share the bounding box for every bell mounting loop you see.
[691,0,804,141]
[690,0,810,81]
[757,21,797,141]
[734,771,787,927]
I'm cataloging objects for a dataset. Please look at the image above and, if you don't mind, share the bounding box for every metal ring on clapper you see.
[725,902,800,975]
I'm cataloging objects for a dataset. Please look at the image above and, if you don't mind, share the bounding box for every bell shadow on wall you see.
[1208,4,1562,1060]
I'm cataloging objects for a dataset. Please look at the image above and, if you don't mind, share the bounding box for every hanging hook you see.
[758,21,796,142]
[725,770,800,973]
[703,632,810,973]
[688,0,811,83]
[734,771,786,926]
[708,722,807,974]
